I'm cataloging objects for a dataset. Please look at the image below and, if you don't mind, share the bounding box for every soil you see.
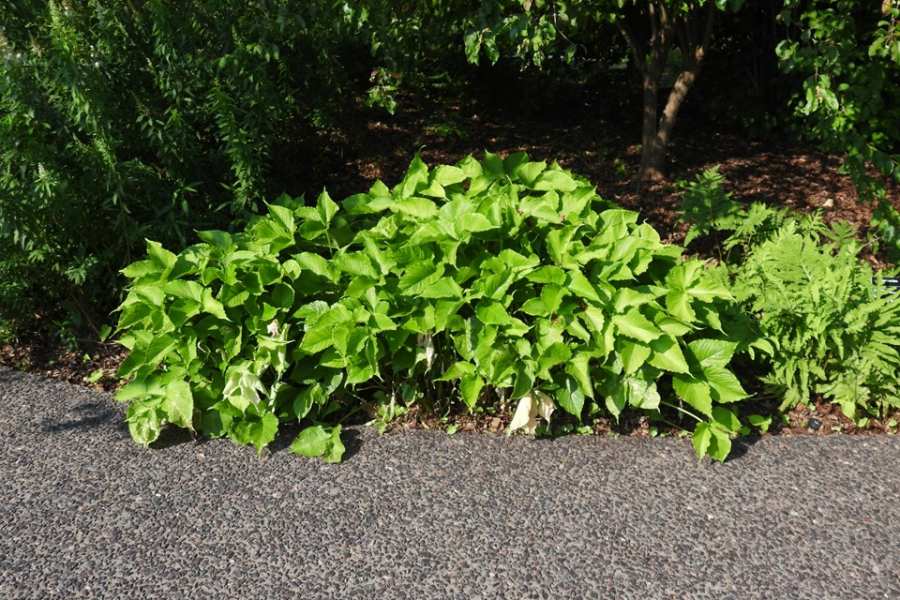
[304,87,899,266]
[3,84,899,440]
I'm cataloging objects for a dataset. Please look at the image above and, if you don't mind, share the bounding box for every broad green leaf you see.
[459,373,484,411]
[116,378,162,403]
[316,189,339,226]
[290,424,345,463]
[538,342,572,376]
[201,288,228,320]
[231,409,279,455]
[526,266,566,285]
[712,406,742,433]
[617,339,651,375]
[520,297,549,317]
[458,213,495,233]
[629,378,661,410]
[127,399,163,447]
[394,197,438,219]
[556,374,585,418]
[436,361,476,381]
[398,155,429,198]
[514,160,547,185]
[568,271,602,303]
[335,252,378,279]
[708,428,732,462]
[294,252,334,281]
[605,389,626,419]
[581,306,606,335]
[648,336,690,374]
[666,290,695,323]
[547,227,578,267]
[399,261,444,294]
[540,284,567,314]
[613,308,662,343]
[534,169,578,192]
[692,422,712,459]
[475,301,511,326]
[433,165,467,186]
[146,240,177,272]
[300,304,353,354]
[132,284,165,308]
[293,383,326,420]
[267,203,296,234]
[197,230,233,249]
[419,277,463,299]
[688,274,733,302]
[673,375,713,417]
[164,280,203,302]
[688,339,738,368]
[520,193,559,222]
[704,365,748,403]
[163,380,194,430]
[512,362,535,399]
[748,414,772,433]
[120,259,159,280]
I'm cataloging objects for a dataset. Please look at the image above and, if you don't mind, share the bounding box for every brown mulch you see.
[0,340,126,394]
[306,90,898,258]
[3,86,899,438]
[377,396,898,438]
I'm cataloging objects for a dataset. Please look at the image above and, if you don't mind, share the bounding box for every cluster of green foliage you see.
[680,167,900,424]
[777,0,900,258]
[0,0,375,338]
[115,155,751,462]
[3,1,897,346]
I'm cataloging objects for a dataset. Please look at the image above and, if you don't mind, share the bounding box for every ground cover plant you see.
[114,154,756,462]
[680,167,900,425]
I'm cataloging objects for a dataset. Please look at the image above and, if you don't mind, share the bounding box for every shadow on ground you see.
[39,401,128,436]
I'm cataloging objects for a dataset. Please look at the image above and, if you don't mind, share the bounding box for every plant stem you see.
[660,400,703,423]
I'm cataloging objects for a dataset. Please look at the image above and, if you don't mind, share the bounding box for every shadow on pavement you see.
[40,401,128,436]
[727,434,764,462]
[136,421,368,462]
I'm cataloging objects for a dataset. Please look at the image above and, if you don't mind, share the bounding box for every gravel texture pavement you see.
[1,367,898,599]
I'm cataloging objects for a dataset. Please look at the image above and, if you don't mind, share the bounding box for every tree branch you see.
[616,19,645,74]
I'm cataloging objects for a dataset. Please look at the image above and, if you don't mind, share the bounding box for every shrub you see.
[115,154,749,461]
[0,0,371,337]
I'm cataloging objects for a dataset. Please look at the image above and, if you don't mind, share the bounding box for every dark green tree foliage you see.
[777,0,900,257]
[0,0,367,336]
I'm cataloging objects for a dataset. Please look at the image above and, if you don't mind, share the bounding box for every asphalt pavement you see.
[1,367,898,599]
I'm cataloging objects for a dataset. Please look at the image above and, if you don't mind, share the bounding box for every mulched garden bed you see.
[3,85,898,440]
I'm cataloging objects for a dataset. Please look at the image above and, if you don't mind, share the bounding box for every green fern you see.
[732,222,900,420]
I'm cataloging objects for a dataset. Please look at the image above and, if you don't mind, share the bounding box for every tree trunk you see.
[635,3,715,184]
[639,59,703,183]
[639,72,666,183]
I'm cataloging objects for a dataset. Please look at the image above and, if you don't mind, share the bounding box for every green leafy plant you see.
[777,0,900,258]
[678,166,824,255]
[678,166,747,247]
[0,0,402,339]
[115,154,748,461]
[679,167,900,422]
[731,222,900,421]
